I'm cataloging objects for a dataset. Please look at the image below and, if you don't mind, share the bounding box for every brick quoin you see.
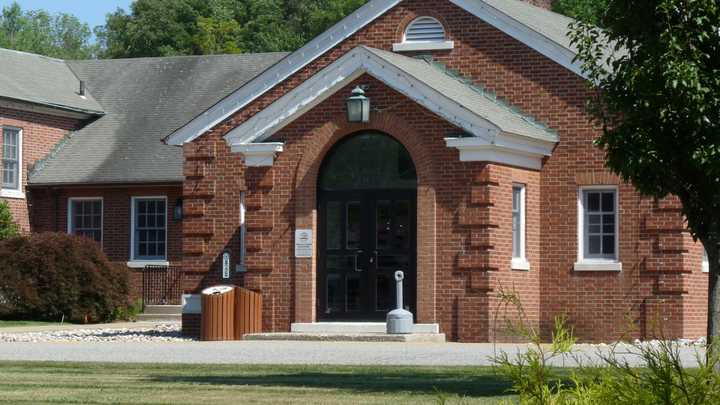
[180,0,709,342]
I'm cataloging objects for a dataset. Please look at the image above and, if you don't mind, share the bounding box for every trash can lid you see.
[202,285,234,295]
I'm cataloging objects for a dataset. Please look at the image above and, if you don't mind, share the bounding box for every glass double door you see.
[318,190,416,321]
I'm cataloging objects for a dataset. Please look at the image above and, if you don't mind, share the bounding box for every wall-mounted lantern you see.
[346,86,370,123]
[173,198,184,221]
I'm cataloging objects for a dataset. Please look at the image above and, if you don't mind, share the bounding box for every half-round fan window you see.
[403,17,446,43]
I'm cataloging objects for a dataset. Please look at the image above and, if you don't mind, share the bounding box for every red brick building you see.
[0,0,709,342]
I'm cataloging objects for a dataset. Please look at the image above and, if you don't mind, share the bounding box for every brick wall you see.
[0,107,81,232]
[180,0,709,342]
[30,185,184,300]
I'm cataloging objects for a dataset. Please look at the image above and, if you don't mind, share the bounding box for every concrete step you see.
[142,305,182,315]
[291,322,440,334]
[136,313,182,322]
[243,332,446,343]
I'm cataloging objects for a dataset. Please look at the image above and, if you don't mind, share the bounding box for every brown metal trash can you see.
[234,287,263,339]
[200,285,235,341]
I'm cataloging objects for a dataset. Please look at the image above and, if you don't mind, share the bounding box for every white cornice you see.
[444,136,553,170]
[165,0,584,147]
[231,142,284,167]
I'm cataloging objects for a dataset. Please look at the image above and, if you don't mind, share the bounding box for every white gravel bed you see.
[0,323,191,343]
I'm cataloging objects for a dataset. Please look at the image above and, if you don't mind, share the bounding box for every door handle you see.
[354,250,364,272]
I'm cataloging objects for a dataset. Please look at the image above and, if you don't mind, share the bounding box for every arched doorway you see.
[317,131,417,321]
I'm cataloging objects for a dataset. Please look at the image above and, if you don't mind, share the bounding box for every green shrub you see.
[0,232,129,323]
[0,200,18,240]
[491,288,720,405]
[112,298,144,321]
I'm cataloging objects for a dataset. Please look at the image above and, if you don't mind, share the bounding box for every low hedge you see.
[0,232,129,323]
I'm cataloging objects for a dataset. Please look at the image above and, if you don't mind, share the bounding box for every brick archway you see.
[292,111,437,324]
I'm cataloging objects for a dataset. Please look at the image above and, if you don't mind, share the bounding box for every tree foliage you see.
[552,0,608,25]
[570,0,720,341]
[0,2,96,59]
[96,0,369,58]
[0,200,18,240]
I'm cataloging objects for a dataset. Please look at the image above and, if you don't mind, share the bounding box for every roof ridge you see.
[412,53,557,137]
[0,47,65,63]
[66,51,291,64]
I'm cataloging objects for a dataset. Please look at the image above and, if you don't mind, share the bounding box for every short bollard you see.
[386,270,414,334]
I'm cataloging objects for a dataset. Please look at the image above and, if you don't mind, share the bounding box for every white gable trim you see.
[450,0,583,77]
[226,47,554,170]
[165,0,402,146]
[166,0,583,146]
[225,46,500,146]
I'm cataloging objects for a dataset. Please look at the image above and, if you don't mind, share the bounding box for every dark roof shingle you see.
[28,52,287,185]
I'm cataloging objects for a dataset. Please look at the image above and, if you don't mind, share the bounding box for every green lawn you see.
[0,362,517,404]
[0,320,60,328]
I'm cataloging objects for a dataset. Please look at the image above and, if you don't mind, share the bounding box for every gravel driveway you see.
[0,339,705,367]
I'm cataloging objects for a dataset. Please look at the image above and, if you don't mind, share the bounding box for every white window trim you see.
[1,126,24,199]
[236,192,247,273]
[511,184,530,271]
[574,185,622,272]
[703,249,709,273]
[67,197,104,246]
[129,195,168,267]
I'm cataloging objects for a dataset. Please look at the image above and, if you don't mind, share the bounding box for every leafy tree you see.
[570,0,720,346]
[552,0,608,25]
[0,200,18,240]
[96,0,368,58]
[0,2,96,59]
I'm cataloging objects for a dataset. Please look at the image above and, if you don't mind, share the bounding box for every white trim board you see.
[165,0,584,147]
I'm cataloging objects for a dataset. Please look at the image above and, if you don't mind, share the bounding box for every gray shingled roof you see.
[481,0,576,53]
[364,47,558,143]
[28,53,287,185]
[0,48,104,115]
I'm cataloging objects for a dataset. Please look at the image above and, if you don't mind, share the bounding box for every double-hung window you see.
[511,184,529,270]
[575,187,621,271]
[68,198,103,243]
[131,197,167,263]
[2,127,22,198]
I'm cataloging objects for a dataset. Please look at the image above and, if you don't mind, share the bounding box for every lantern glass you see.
[346,86,370,123]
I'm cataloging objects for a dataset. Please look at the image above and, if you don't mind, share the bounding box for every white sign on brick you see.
[295,229,313,258]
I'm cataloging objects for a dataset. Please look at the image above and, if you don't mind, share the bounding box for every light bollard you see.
[386,270,414,334]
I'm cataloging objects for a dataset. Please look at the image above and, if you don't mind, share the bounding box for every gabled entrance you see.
[317,132,417,321]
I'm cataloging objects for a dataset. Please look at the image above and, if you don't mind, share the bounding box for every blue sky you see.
[0,0,134,29]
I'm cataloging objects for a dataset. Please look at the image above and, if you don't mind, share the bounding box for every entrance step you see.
[137,305,183,322]
[291,322,439,334]
[244,332,445,343]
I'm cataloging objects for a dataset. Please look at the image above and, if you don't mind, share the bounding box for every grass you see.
[0,361,517,404]
[0,320,60,328]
